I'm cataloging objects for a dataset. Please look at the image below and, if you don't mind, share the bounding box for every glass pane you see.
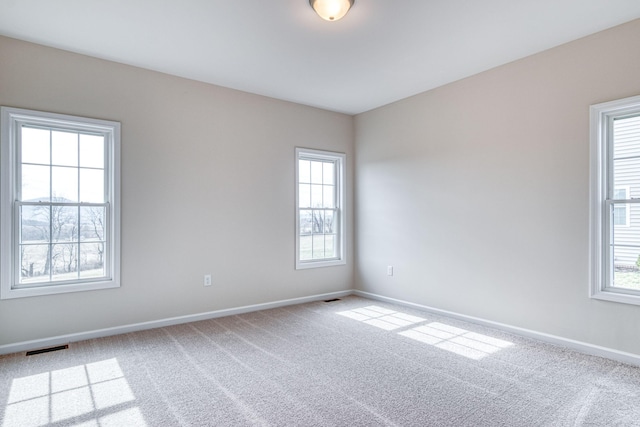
[612,158,639,193]
[299,210,312,235]
[323,162,335,185]
[52,206,79,242]
[325,234,336,258]
[312,210,324,233]
[611,203,640,229]
[323,185,335,208]
[80,206,105,241]
[312,235,325,259]
[79,243,105,278]
[21,127,50,165]
[613,268,640,290]
[21,164,50,202]
[20,244,50,284]
[612,239,640,291]
[311,184,322,208]
[80,168,105,203]
[21,205,50,244]
[613,188,628,200]
[299,160,311,184]
[613,205,628,226]
[80,134,104,168]
[613,115,640,159]
[51,243,78,281]
[300,235,312,261]
[52,166,78,202]
[324,210,336,234]
[299,184,311,208]
[311,161,323,184]
[52,130,78,167]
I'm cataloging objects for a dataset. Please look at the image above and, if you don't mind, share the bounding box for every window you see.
[590,95,640,305]
[1,107,120,299]
[295,148,345,269]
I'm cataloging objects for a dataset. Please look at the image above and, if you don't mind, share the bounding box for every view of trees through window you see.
[18,126,107,284]
[20,205,106,283]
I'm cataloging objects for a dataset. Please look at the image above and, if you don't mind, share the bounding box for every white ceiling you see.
[1,0,640,115]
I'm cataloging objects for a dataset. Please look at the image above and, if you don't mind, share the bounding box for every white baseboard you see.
[353,290,640,368]
[0,290,352,356]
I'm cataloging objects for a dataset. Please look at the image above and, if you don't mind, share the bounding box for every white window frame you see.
[589,95,640,305]
[295,147,346,269]
[1,107,121,299]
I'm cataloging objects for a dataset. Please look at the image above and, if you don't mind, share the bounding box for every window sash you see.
[298,208,340,262]
[13,201,111,288]
[13,122,111,287]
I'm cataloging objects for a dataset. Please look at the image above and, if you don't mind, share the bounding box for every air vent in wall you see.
[26,344,69,356]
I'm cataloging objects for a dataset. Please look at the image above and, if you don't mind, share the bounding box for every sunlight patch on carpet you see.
[337,306,514,360]
[3,358,146,427]
[336,305,425,330]
[400,322,514,360]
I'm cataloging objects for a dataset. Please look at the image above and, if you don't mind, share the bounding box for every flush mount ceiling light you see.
[309,0,354,21]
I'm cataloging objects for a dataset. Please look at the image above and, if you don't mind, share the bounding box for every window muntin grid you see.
[17,125,109,286]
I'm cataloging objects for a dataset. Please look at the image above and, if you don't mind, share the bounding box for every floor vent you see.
[26,345,69,356]
[324,298,341,303]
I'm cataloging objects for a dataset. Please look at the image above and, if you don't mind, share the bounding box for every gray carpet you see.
[1,296,639,426]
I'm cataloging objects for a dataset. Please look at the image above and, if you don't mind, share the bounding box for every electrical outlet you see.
[387,266,393,276]
[204,274,212,287]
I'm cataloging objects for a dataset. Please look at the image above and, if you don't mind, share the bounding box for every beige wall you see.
[0,36,354,347]
[3,19,640,357]
[355,19,640,355]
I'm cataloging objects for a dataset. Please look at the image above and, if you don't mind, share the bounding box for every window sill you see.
[590,288,640,306]
[1,279,119,300]
[296,259,346,270]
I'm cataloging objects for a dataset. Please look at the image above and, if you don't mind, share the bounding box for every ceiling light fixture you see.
[309,0,354,22]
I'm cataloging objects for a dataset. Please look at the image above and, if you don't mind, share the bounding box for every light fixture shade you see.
[309,0,354,21]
